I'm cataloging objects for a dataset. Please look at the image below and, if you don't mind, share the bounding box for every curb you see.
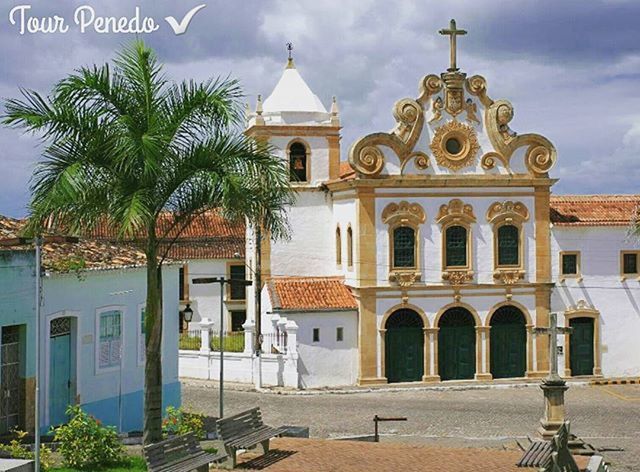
[181,378,592,396]
[590,378,640,386]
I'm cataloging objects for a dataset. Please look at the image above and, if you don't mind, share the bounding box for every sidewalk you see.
[215,437,591,472]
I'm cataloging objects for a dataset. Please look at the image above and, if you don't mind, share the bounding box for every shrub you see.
[162,406,205,439]
[0,429,53,471]
[52,405,125,470]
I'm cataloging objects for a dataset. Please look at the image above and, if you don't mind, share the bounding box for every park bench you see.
[215,407,287,469]
[517,422,579,471]
[143,432,226,472]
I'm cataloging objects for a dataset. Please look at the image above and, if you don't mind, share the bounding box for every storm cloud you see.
[1,0,639,216]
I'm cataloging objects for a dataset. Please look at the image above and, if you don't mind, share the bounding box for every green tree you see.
[2,41,292,443]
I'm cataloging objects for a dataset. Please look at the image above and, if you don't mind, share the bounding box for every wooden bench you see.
[215,407,287,469]
[143,432,226,472]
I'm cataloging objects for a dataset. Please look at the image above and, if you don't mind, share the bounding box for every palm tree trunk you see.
[143,234,163,444]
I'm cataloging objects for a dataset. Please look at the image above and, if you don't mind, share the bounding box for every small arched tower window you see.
[347,226,353,268]
[289,142,308,182]
[393,226,416,269]
[336,226,342,266]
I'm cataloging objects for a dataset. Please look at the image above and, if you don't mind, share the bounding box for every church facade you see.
[242,23,640,387]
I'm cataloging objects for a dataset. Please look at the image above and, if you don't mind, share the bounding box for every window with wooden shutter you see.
[446,225,467,267]
[393,226,416,268]
[99,310,122,369]
[497,225,519,266]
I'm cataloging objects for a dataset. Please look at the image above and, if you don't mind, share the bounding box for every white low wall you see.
[179,350,299,388]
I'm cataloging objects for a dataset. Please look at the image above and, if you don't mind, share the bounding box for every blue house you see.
[0,216,181,434]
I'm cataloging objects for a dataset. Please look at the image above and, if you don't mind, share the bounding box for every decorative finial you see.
[255,94,264,125]
[286,42,295,69]
[439,19,467,72]
[331,96,340,126]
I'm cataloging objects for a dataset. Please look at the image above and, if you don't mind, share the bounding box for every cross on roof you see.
[439,19,467,72]
[286,42,295,69]
[534,312,573,382]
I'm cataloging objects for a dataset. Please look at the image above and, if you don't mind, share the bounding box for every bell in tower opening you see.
[289,142,308,182]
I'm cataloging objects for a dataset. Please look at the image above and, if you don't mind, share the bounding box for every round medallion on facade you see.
[430,121,480,171]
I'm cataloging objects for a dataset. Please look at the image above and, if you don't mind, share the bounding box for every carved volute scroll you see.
[486,201,530,225]
[382,201,426,226]
[436,198,476,226]
[348,75,442,177]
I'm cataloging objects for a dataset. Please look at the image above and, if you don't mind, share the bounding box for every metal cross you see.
[286,42,293,60]
[534,312,572,382]
[439,19,467,71]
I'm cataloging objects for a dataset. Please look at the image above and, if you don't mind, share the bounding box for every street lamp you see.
[0,234,78,472]
[182,304,193,323]
[192,276,251,418]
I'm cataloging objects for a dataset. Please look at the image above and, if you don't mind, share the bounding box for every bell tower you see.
[245,44,341,184]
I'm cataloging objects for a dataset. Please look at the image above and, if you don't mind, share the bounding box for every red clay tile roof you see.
[0,215,149,273]
[338,161,356,180]
[550,195,640,226]
[90,210,245,259]
[267,276,357,312]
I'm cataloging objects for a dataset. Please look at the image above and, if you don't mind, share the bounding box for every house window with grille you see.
[229,265,247,300]
[393,226,416,268]
[289,142,308,182]
[98,310,122,370]
[312,328,320,343]
[497,225,519,266]
[445,225,467,267]
[560,252,579,276]
[622,252,639,275]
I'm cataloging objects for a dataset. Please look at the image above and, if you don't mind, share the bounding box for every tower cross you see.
[439,19,467,71]
[286,42,294,69]
[534,312,572,382]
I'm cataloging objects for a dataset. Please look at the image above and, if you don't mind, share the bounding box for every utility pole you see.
[254,223,263,388]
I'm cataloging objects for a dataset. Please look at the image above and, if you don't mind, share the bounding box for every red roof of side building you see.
[267,276,357,312]
[90,210,245,259]
[550,195,640,227]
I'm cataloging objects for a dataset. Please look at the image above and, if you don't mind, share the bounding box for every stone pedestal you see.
[538,377,569,440]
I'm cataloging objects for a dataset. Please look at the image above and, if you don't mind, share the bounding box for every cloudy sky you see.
[1,0,639,217]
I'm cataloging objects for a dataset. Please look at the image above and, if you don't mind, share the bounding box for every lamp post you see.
[180,304,193,332]
[192,276,251,418]
[0,234,78,472]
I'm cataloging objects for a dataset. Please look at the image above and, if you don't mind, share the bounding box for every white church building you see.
[182,23,640,388]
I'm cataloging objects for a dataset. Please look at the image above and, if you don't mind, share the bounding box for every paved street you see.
[183,381,640,471]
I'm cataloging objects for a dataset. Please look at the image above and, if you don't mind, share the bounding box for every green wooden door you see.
[384,309,424,383]
[438,308,475,381]
[386,327,424,383]
[570,318,594,376]
[490,307,526,379]
[50,333,71,426]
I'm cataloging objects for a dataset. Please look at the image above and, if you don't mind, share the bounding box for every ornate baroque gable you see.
[348,21,557,179]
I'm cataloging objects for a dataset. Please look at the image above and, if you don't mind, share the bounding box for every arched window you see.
[393,226,416,268]
[497,225,519,266]
[445,225,467,267]
[336,226,342,266]
[347,226,353,268]
[289,142,308,182]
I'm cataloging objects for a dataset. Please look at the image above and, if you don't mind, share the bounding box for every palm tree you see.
[2,40,293,443]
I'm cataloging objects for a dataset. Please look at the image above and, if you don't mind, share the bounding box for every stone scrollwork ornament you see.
[348,75,442,177]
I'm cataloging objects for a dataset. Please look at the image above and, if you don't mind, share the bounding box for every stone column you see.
[526,324,534,377]
[199,318,213,354]
[378,329,387,381]
[475,327,492,381]
[425,327,440,381]
[242,320,254,355]
[423,328,439,382]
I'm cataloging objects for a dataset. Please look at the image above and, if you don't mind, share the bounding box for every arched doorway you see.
[385,309,424,383]
[490,306,526,379]
[438,308,475,380]
[569,317,594,376]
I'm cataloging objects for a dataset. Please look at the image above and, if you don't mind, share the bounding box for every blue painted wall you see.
[41,264,181,433]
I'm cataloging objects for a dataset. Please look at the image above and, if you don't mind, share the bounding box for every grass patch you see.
[51,456,147,472]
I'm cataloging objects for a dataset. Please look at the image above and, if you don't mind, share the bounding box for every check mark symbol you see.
[165,4,206,35]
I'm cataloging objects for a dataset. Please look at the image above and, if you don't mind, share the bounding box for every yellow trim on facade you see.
[559,251,582,281]
[563,304,602,377]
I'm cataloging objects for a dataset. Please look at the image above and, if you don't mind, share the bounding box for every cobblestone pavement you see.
[183,382,640,471]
